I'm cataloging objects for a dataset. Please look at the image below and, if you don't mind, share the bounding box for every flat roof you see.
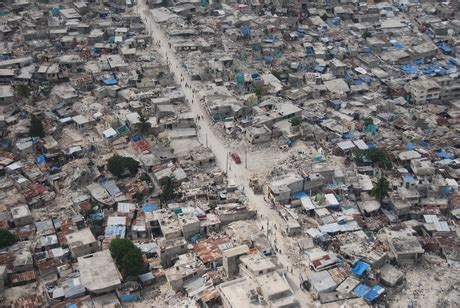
[65,228,96,248]
[78,250,121,293]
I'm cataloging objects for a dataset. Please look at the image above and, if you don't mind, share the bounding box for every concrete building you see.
[222,245,249,279]
[158,237,188,267]
[389,237,425,265]
[10,205,33,227]
[65,228,98,258]
[406,79,441,104]
[0,85,14,105]
[164,253,207,291]
[178,214,200,240]
[239,254,277,278]
[78,250,122,295]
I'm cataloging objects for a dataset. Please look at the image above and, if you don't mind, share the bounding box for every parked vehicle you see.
[230,152,241,164]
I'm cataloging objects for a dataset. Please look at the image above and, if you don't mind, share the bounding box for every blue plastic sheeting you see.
[143,203,159,213]
[367,143,377,149]
[105,225,126,238]
[361,76,371,84]
[251,73,261,80]
[89,212,104,221]
[352,261,370,276]
[400,64,417,74]
[330,17,341,26]
[448,57,458,66]
[264,56,273,64]
[293,192,308,199]
[66,304,78,308]
[438,43,451,54]
[240,26,251,37]
[424,66,447,76]
[314,64,326,73]
[103,78,118,85]
[120,294,140,302]
[435,149,454,159]
[131,134,144,142]
[36,155,45,164]
[406,143,415,150]
[364,284,385,302]
[353,284,371,297]
[306,47,314,55]
[342,132,353,139]
[402,175,415,183]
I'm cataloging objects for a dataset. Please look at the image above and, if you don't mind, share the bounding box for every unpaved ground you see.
[388,255,460,308]
[136,0,313,305]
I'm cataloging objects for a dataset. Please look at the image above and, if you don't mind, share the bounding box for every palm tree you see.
[136,114,150,135]
[371,177,390,203]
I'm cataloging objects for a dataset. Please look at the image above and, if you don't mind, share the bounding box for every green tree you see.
[362,31,372,39]
[159,177,175,204]
[254,87,263,101]
[0,229,16,248]
[16,84,30,98]
[365,148,392,170]
[107,155,139,177]
[30,114,45,138]
[370,177,390,203]
[290,117,301,126]
[136,114,151,134]
[109,239,144,278]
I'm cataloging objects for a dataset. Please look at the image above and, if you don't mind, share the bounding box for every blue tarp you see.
[448,57,458,66]
[240,26,251,37]
[105,225,126,238]
[120,294,140,302]
[103,78,118,85]
[354,284,371,297]
[66,304,78,308]
[143,203,159,213]
[131,134,144,142]
[251,73,261,80]
[402,175,415,183]
[364,284,385,302]
[400,64,417,74]
[89,211,104,221]
[314,64,326,73]
[367,143,377,149]
[424,66,447,76]
[36,155,45,164]
[435,149,454,159]
[306,47,314,56]
[352,261,370,276]
[406,143,415,150]
[293,192,308,199]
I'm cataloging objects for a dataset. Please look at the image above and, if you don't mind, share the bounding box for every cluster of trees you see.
[355,148,392,170]
[107,155,140,178]
[159,177,175,204]
[109,239,144,278]
[30,115,45,138]
[0,229,16,249]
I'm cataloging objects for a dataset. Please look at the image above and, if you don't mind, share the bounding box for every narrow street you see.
[136,1,312,304]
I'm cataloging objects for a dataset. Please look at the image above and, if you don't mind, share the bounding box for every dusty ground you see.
[388,254,460,308]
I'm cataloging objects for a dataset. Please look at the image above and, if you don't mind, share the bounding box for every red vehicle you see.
[230,152,241,164]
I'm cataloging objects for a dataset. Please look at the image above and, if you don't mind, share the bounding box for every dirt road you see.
[136,1,312,304]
